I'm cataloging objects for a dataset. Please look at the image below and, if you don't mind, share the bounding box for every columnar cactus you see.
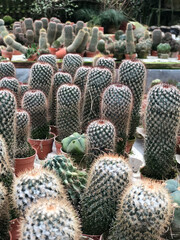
[4,35,27,54]
[118,60,146,139]
[0,61,15,79]
[81,154,132,235]
[62,53,83,78]
[82,67,112,130]
[75,20,84,35]
[125,23,135,55]
[41,17,48,30]
[56,84,81,141]
[95,57,116,76]
[0,182,10,240]
[142,84,180,180]
[15,110,34,158]
[108,180,173,240]
[101,84,133,154]
[50,72,72,125]
[22,90,49,139]
[86,120,116,164]
[88,27,99,52]
[66,29,86,53]
[19,84,28,103]
[56,23,63,39]
[76,31,89,53]
[38,28,50,54]
[13,168,66,215]
[28,62,53,98]
[19,199,82,240]
[44,154,87,206]
[38,54,58,74]
[64,25,74,47]
[0,90,16,167]
[47,21,57,46]
[152,29,162,51]
[24,18,34,31]
[34,20,43,43]
[26,30,34,45]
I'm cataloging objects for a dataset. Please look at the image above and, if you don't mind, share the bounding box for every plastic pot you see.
[10,218,20,240]
[56,47,67,59]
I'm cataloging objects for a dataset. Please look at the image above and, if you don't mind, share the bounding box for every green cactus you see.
[141,84,180,180]
[41,17,48,30]
[64,25,74,47]
[75,20,84,35]
[22,90,49,140]
[95,57,116,76]
[151,79,162,87]
[67,29,86,53]
[82,67,112,130]
[26,30,34,45]
[152,29,162,51]
[38,54,58,74]
[88,27,99,52]
[118,59,146,140]
[0,182,10,240]
[0,90,16,167]
[125,23,135,55]
[55,23,63,39]
[28,62,53,98]
[108,181,173,240]
[19,84,28,103]
[101,84,133,154]
[34,20,43,43]
[81,154,132,235]
[62,53,83,77]
[38,28,50,54]
[50,72,72,125]
[4,35,27,54]
[76,31,89,53]
[15,110,35,158]
[97,39,110,55]
[13,168,66,215]
[44,154,87,206]
[52,27,65,48]
[0,62,15,79]
[19,198,82,240]
[56,84,81,141]
[24,18,34,31]
[47,21,57,46]
[0,19,8,38]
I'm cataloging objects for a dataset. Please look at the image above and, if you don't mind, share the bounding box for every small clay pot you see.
[56,48,67,59]
[1,49,13,60]
[49,47,57,55]
[151,50,158,56]
[13,50,22,55]
[10,218,20,240]
[86,51,99,57]
[54,137,62,155]
[27,54,37,61]
[50,125,58,136]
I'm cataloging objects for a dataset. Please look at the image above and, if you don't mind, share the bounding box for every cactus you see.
[82,67,112,130]
[95,57,116,76]
[38,54,58,74]
[67,29,86,53]
[0,90,16,167]
[81,154,132,235]
[38,28,50,54]
[13,168,66,215]
[125,23,135,55]
[19,84,28,103]
[52,27,65,48]
[62,53,83,78]
[152,29,162,51]
[118,60,146,140]
[28,62,53,98]
[34,20,43,43]
[101,84,133,154]
[0,182,10,240]
[22,90,49,140]
[55,23,63,39]
[41,17,48,30]
[50,72,72,125]
[19,198,82,240]
[26,30,34,45]
[15,110,34,158]
[4,35,27,54]
[64,25,74,47]
[141,84,180,180]
[97,39,110,55]
[108,180,173,240]
[86,120,116,165]
[0,61,15,80]
[47,21,57,46]
[24,18,34,31]
[0,19,9,38]
[88,27,99,52]
[76,31,89,53]
[44,154,87,206]
[56,84,81,141]
[75,21,84,35]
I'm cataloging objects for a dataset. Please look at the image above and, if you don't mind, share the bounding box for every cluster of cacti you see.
[81,154,132,235]
[101,84,133,154]
[44,154,87,206]
[19,199,82,240]
[37,54,58,73]
[62,53,83,77]
[22,90,49,139]
[0,61,15,79]
[118,60,146,140]
[108,180,173,240]
[56,84,81,141]
[142,84,180,180]
[82,67,112,130]
[13,168,65,215]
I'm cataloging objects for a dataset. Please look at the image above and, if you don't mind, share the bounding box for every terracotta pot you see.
[178,54,180,60]
[14,149,36,177]
[49,47,57,55]
[151,50,158,56]
[125,53,137,60]
[9,231,12,240]
[50,125,58,136]
[1,49,13,60]
[54,137,63,155]
[98,27,104,33]
[13,50,22,55]
[56,47,67,59]
[28,133,54,160]
[27,54,37,61]
[86,51,99,57]
[125,138,135,154]
[10,218,20,240]
[83,234,101,240]
[170,51,179,58]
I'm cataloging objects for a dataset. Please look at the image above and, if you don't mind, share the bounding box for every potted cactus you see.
[157,43,171,59]
[125,23,136,59]
[136,39,152,59]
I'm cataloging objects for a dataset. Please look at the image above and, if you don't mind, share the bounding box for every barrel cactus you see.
[0,61,15,79]
[37,54,58,74]
[95,57,116,77]
[62,53,83,78]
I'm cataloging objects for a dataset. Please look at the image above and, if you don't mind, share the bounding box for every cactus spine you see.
[62,53,83,78]
[56,84,81,141]
[142,84,180,180]
[81,154,132,235]
[0,61,15,79]
[125,23,135,55]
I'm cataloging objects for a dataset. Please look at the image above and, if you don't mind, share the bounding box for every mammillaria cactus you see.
[141,84,180,180]
[0,182,10,240]
[95,57,116,76]
[38,28,50,54]
[19,84,28,103]
[87,27,99,53]
[56,84,81,141]
[62,53,83,78]
[86,120,116,165]
[82,67,112,130]
[19,198,82,240]
[28,62,53,98]
[118,59,146,140]
[38,54,58,74]
[22,90,49,139]
[108,180,173,240]
[47,21,57,46]
[13,168,66,215]
[0,61,15,79]
[44,154,87,206]
[125,23,135,56]
[15,110,34,158]
[81,154,132,235]
[34,20,43,43]
[0,89,16,167]
[101,84,133,154]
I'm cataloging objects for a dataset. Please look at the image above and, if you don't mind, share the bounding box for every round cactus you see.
[81,154,132,235]
[62,53,83,78]
[19,198,82,240]
[95,57,116,77]
[37,54,58,74]
[0,61,15,79]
